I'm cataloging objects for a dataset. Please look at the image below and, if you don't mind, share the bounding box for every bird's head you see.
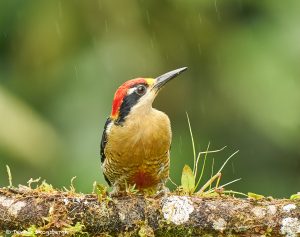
[110,67,187,124]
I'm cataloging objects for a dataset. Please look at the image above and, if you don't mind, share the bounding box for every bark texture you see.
[0,187,300,236]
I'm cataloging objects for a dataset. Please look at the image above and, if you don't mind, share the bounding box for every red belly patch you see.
[133,170,155,189]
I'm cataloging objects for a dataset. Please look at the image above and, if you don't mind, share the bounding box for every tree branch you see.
[0,187,299,236]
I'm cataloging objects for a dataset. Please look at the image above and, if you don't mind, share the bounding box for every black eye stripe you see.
[117,84,148,124]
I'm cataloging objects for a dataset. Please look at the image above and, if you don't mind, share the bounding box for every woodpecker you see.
[100,67,187,194]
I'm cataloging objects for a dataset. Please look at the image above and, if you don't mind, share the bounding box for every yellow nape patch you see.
[132,170,155,189]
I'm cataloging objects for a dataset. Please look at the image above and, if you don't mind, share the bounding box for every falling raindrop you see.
[165,53,169,61]
[237,0,243,10]
[55,21,62,39]
[74,65,78,80]
[179,136,183,154]
[149,32,156,49]
[98,0,103,10]
[198,12,202,24]
[231,162,235,175]
[200,101,206,115]
[105,19,109,33]
[146,10,151,25]
[214,0,222,21]
[58,1,63,19]
[92,36,98,49]
[197,43,202,55]
[150,38,154,49]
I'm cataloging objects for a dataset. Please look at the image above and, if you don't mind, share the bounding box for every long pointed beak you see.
[153,67,188,92]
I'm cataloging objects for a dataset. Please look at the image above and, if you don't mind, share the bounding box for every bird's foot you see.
[153,186,170,198]
[109,183,139,197]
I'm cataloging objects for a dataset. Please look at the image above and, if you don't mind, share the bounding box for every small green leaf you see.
[290,192,300,200]
[248,192,265,200]
[181,165,195,194]
[96,184,108,202]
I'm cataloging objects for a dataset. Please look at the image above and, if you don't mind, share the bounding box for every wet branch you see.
[0,187,300,236]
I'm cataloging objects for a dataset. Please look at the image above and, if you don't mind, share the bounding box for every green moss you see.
[264,227,273,237]
[138,223,154,237]
[35,180,55,193]
[19,225,37,237]
[155,225,196,237]
[95,183,112,203]
[62,222,89,237]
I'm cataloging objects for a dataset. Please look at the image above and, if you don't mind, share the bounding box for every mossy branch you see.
[0,187,300,236]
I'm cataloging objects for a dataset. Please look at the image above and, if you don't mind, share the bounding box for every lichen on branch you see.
[0,186,300,236]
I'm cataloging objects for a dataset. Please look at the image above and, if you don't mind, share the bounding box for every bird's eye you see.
[136,85,146,96]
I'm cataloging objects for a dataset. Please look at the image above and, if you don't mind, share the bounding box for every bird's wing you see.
[100,117,112,163]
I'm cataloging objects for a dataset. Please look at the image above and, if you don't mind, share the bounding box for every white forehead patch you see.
[127,87,136,95]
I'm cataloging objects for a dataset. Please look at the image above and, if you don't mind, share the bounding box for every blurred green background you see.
[0,0,299,197]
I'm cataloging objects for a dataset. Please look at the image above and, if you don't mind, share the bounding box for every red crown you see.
[111,78,146,119]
